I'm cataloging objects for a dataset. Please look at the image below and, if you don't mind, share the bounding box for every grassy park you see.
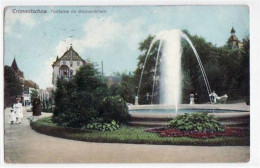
[31,117,249,146]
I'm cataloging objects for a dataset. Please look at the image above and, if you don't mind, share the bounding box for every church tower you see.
[11,58,24,78]
[227,27,243,49]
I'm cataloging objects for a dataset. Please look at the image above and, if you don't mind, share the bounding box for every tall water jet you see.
[157,30,183,107]
[137,29,212,110]
[181,33,212,99]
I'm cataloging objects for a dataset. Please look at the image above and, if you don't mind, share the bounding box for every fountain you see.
[137,29,212,110]
[131,29,249,127]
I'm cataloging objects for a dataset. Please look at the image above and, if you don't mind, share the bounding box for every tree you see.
[105,72,137,104]
[52,78,81,127]
[120,73,136,104]
[52,63,109,128]
[74,63,109,112]
[181,30,221,102]
[238,37,250,102]
[4,66,23,107]
[134,35,161,104]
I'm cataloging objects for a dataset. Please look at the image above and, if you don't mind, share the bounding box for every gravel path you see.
[4,107,250,163]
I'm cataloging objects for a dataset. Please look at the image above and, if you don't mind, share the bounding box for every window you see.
[59,65,69,78]
[63,61,66,65]
[77,61,80,66]
[70,70,73,76]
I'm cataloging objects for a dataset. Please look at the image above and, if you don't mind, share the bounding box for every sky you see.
[4,6,249,89]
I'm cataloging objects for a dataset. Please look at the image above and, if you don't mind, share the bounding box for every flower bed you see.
[145,127,249,139]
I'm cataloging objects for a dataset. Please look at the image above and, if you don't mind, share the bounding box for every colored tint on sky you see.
[4,6,249,89]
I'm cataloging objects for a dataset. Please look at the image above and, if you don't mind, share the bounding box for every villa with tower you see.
[52,44,86,90]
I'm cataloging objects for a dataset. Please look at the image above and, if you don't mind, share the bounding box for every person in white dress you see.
[190,94,195,105]
[13,98,23,124]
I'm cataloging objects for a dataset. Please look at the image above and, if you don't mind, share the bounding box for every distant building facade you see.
[23,80,39,106]
[105,76,122,87]
[52,44,86,90]
[227,27,243,49]
[39,88,51,101]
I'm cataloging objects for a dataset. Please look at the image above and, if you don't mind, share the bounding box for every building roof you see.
[10,58,24,78]
[52,44,86,67]
[11,58,19,70]
[24,79,39,89]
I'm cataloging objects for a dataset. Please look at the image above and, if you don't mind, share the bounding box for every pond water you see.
[129,109,247,114]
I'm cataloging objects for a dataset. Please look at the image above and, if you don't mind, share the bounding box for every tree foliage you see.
[52,63,108,128]
[134,35,161,104]
[4,66,23,107]
[99,96,130,123]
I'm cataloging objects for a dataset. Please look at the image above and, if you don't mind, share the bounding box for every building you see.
[227,27,243,49]
[39,87,53,102]
[52,44,86,90]
[23,80,39,106]
[39,89,50,101]
[105,76,122,87]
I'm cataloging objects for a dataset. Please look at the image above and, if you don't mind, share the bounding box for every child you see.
[9,109,16,124]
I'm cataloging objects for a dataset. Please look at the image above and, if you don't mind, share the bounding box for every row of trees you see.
[109,30,250,104]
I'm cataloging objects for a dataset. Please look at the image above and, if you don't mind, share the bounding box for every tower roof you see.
[228,27,239,42]
[231,27,236,34]
[11,58,19,70]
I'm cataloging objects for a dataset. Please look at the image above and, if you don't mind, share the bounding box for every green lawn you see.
[30,117,249,146]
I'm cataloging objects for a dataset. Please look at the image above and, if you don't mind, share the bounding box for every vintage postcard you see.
[3,5,251,164]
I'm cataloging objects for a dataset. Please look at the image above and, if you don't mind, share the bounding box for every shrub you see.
[168,113,224,132]
[82,120,120,132]
[99,96,130,124]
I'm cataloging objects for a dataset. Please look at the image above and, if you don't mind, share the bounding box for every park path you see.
[4,106,249,163]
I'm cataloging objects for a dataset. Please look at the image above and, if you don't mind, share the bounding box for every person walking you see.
[13,98,23,124]
[32,96,41,116]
